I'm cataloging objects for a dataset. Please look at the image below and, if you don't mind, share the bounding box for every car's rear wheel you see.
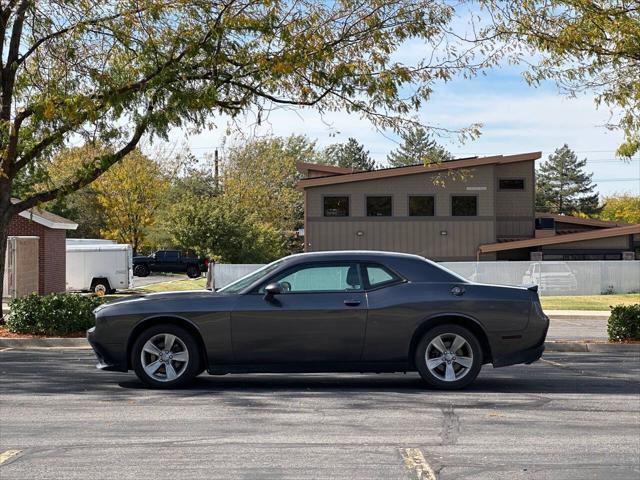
[186,265,201,278]
[134,264,150,277]
[132,324,200,388]
[415,325,482,390]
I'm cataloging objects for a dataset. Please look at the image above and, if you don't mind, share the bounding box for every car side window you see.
[164,251,180,261]
[363,263,402,289]
[267,263,363,293]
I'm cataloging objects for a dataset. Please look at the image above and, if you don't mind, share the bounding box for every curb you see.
[547,315,609,322]
[0,337,89,349]
[544,341,640,353]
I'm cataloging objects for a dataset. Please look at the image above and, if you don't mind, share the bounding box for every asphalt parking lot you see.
[0,349,638,480]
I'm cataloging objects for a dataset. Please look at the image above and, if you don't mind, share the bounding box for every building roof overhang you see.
[296,151,542,190]
[478,224,640,254]
[296,162,363,177]
[12,199,78,230]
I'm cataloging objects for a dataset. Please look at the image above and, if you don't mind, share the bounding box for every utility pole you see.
[214,148,219,193]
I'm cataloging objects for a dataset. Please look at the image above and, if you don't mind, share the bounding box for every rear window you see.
[363,263,402,288]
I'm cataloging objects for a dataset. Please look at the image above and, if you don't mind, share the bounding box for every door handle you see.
[344,299,361,306]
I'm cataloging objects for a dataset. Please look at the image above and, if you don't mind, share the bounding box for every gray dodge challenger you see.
[88,251,549,389]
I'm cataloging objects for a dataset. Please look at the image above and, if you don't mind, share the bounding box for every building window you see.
[323,196,349,217]
[366,196,392,217]
[499,178,525,190]
[409,195,435,216]
[451,195,477,216]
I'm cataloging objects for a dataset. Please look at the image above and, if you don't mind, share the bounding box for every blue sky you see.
[171,47,639,198]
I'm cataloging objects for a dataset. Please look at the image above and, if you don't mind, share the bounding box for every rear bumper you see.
[492,343,545,368]
[87,327,128,372]
[492,318,548,368]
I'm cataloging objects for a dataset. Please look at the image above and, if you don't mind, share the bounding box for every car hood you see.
[95,290,237,316]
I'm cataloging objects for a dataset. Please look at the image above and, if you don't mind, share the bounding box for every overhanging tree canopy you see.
[1,0,497,304]
[487,0,640,159]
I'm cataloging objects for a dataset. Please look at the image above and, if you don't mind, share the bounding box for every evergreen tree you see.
[536,144,601,215]
[323,138,376,171]
[386,127,453,167]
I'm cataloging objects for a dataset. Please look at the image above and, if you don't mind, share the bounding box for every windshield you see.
[217,259,286,293]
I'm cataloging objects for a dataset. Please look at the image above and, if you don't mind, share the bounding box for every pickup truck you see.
[133,250,207,278]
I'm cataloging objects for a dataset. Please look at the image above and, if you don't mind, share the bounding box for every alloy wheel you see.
[425,333,474,382]
[140,333,190,382]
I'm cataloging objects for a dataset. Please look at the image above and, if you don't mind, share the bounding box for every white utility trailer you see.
[66,243,133,294]
[66,238,116,246]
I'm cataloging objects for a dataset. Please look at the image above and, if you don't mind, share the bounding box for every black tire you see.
[132,324,201,388]
[134,264,150,277]
[186,265,201,278]
[91,279,110,296]
[415,324,482,390]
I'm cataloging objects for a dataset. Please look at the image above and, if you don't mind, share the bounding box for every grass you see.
[136,277,207,293]
[541,294,639,311]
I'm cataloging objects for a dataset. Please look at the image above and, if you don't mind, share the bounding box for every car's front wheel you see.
[132,324,201,388]
[415,325,482,390]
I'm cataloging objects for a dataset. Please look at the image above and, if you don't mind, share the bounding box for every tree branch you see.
[9,114,150,215]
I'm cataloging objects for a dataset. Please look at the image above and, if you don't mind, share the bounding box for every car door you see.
[231,262,367,364]
[163,251,181,272]
[149,251,165,272]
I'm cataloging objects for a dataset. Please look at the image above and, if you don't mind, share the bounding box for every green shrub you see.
[6,293,104,336]
[607,304,640,342]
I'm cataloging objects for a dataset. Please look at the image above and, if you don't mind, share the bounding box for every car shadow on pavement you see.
[115,367,640,397]
[2,350,638,398]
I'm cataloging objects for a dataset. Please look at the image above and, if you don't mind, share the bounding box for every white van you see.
[66,244,133,294]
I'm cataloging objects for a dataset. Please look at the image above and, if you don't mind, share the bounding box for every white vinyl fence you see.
[214,260,640,296]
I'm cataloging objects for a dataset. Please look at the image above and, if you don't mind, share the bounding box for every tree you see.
[387,127,453,167]
[536,144,601,216]
[487,1,640,158]
[223,135,315,253]
[148,158,220,249]
[0,1,495,308]
[92,150,169,253]
[322,138,376,171]
[597,193,640,224]
[167,195,286,263]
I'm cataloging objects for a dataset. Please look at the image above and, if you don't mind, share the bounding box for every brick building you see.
[8,202,78,294]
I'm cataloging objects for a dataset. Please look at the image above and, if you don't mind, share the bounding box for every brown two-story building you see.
[297,153,640,261]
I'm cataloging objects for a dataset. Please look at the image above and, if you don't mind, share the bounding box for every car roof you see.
[283,250,427,262]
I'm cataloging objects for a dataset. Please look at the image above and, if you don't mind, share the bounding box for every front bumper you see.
[87,327,128,372]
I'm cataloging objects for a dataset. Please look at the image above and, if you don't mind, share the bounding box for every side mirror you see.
[264,282,282,301]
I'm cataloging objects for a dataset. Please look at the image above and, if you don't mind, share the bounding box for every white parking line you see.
[0,449,21,465]
[399,447,437,480]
